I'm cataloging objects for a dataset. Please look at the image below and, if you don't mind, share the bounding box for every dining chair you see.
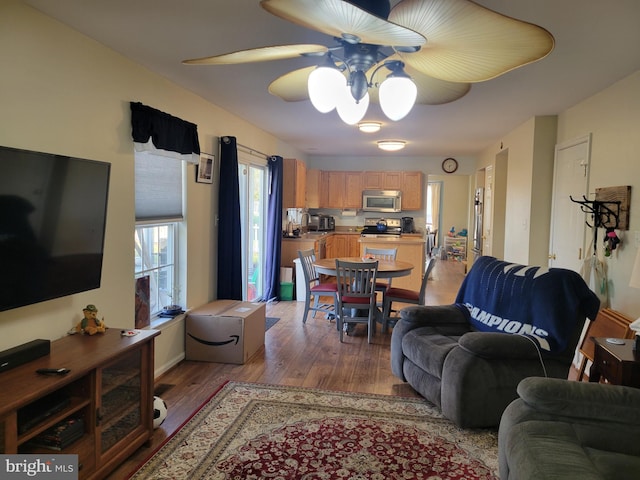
[382,256,437,333]
[363,246,397,305]
[335,259,379,343]
[297,249,338,324]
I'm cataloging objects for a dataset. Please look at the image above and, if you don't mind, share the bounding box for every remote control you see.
[36,368,70,375]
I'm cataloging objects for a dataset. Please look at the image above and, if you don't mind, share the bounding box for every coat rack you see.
[570,196,621,256]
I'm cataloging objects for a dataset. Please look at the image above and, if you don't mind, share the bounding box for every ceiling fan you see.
[183,0,554,125]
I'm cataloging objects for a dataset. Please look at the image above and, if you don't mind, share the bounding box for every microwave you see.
[362,190,402,213]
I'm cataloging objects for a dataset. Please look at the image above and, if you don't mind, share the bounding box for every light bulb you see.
[308,65,345,113]
[336,86,369,125]
[379,76,417,121]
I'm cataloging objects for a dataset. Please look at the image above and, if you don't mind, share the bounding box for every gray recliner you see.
[499,377,640,480]
[391,256,600,428]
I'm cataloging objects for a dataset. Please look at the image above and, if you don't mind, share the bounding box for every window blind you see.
[135,152,182,221]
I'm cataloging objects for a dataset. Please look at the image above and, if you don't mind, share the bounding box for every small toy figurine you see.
[75,304,107,335]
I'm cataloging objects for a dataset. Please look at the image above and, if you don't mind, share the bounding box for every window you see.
[134,152,184,319]
[135,222,178,315]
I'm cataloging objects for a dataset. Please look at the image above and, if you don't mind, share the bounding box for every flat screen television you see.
[0,145,110,312]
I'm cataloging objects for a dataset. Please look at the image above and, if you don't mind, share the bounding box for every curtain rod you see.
[219,136,270,160]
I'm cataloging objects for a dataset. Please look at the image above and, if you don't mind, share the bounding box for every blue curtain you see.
[261,156,283,301]
[217,136,242,300]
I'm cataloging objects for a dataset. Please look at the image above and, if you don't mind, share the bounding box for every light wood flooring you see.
[106,258,466,478]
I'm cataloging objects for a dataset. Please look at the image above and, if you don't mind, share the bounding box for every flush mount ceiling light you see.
[358,121,382,133]
[184,0,554,124]
[377,140,406,152]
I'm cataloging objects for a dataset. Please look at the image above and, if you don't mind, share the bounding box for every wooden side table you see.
[588,337,640,387]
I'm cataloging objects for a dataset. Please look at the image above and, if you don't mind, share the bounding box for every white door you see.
[548,135,591,271]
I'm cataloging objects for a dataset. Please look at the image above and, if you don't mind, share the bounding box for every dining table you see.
[312,257,415,334]
[313,257,414,279]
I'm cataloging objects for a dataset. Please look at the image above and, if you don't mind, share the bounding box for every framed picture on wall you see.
[196,153,214,184]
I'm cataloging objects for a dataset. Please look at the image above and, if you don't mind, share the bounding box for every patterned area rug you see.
[129,382,498,479]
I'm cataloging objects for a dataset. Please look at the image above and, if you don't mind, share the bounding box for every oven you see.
[360,218,402,238]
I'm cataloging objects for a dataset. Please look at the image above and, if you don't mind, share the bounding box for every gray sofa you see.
[499,377,640,480]
[390,256,600,428]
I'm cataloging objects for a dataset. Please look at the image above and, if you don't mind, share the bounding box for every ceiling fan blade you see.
[367,55,470,105]
[390,0,554,82]
[261,0,425,48]
[268,67,316,102]
[182,44,328,65]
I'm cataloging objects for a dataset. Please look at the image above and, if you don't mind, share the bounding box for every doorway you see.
[238,154,268,301]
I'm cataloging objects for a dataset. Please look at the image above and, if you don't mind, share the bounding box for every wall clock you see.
[442,157,458,174]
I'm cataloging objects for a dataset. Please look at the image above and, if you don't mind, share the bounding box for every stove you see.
[360,218,402,237]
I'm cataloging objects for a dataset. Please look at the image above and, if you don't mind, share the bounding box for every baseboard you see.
[155,352,185,379]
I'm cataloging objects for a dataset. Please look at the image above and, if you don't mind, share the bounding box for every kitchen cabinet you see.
[325,234,337,258]
[0,329,159,480]
[283,158,306,208]
[344,172,363,208]
[401,171,423,210]
[363,171,402,190]
[323,171,343,208]
[358,237,425,291]
[306,168,321,208]
[321,171,362,209]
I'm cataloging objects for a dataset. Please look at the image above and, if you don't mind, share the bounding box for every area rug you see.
[128,382,498,479]
[265,316,280,331]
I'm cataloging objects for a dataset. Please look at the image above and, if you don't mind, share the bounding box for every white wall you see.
[0,1,304,365]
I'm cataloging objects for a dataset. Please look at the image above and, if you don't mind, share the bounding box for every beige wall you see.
[477,70,640,319]
[0,1,303,371]
[556,71,640,317]
[477,117,557,265]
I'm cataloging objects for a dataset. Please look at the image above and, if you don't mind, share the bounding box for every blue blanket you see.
[456,256,600,353]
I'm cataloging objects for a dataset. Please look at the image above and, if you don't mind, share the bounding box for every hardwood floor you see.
[107,259,466,478]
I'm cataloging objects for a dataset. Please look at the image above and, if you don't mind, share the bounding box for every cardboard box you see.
[185,300,265,364]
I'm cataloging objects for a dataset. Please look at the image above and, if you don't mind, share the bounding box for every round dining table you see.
[313,257,414,279]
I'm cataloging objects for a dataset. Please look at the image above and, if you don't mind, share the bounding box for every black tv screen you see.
[0,145,110,311]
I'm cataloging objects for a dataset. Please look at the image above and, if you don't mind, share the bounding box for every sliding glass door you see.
[237,156,267,300]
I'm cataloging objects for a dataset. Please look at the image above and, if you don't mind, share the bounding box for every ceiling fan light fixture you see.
[337,87,369,125]
[307,57,345,113]
[377,140,406,152]
[358,121,381,133]
[379,63,417,121]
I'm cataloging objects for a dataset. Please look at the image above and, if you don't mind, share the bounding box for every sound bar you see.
[0,339,51,373]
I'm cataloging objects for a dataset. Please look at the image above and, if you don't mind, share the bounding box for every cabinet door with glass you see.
[97,348,147,460]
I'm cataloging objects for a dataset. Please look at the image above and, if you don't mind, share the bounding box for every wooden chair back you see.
[577,308,635,380]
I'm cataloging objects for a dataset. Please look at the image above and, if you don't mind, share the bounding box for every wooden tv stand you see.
[0,328,159,479]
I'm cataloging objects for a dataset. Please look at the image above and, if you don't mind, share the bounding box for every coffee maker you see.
[401,217,415,233]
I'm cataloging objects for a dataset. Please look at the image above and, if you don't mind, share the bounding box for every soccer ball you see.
[153,396,168,429]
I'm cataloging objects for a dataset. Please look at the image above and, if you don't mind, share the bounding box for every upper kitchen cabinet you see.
[363,171,402,190]
[401,171,423,210]
[283,158,306,208]
[306,169,321,208]
[344,171,363,208]
[321,171,362,209]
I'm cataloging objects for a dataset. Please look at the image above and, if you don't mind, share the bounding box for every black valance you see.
[130,102,200,155]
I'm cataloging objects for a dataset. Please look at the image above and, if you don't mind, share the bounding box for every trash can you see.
[280,282,294,301]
